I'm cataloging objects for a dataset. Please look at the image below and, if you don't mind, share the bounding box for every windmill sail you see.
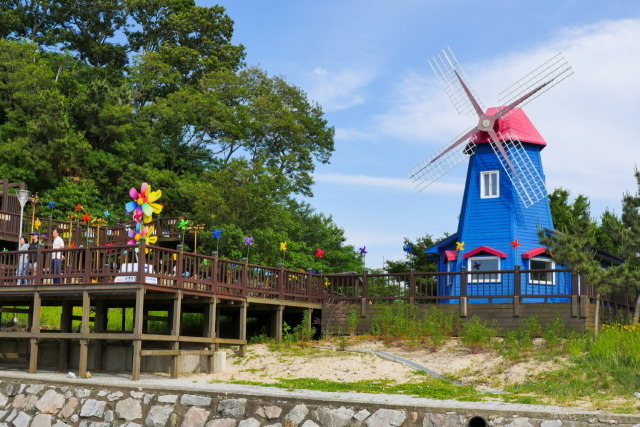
[497,53,573,121]
[411,47,572,207]
[489,132,547,208]
[429,47,485,116]
[408,127,477,192]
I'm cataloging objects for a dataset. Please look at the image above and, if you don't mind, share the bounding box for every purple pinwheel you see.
[243,236,254,261]
[359,246,367,255]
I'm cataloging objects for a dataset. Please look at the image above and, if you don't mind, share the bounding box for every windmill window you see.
[529,257,555,285]
[468,256,500,283]
[480,171,499,199]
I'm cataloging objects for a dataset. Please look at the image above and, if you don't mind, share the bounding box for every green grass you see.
[212,377,483,401]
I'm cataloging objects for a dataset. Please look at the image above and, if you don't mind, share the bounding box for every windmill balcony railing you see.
[0,245,627,307]
[321,267,628,306]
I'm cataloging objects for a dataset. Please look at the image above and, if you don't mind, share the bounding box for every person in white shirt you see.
[51,228,64,284]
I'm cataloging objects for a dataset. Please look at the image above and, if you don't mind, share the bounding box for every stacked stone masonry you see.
[0,378,639,427]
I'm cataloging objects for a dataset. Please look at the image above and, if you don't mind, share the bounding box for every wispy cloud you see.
[314,173,464,194]
[371,18,640,213]
[305,67,376,112]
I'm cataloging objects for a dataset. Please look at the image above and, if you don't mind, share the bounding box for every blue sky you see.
[205,1,640,269]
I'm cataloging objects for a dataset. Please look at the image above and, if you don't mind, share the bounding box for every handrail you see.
[0,244,627,306]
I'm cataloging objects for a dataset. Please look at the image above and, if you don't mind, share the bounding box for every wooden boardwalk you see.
[0,241,323,380]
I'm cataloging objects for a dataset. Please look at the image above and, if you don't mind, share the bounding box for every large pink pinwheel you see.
[125,183,163,222]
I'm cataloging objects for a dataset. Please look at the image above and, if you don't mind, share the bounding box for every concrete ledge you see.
[0,371,639,426]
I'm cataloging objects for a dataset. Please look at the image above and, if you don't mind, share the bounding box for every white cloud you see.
[371,18,640,216]
[314,173,464,194]
[305,67,375,112]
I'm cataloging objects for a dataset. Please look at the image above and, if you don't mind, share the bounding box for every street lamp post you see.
[16,189,31,249]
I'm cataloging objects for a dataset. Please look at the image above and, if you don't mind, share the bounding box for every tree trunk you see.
[594,292,601,338]
[634,293,640,323]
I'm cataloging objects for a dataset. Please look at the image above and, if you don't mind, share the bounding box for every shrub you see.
[461,315,496,354]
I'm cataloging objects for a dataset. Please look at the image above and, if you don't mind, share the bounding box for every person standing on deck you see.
[51,228,64,284]
[17,236,29,284]
[28,232,41,283]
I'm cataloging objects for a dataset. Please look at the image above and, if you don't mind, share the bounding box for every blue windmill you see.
[410,47,573,301]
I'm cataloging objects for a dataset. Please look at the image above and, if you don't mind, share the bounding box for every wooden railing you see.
[0,236,634,306]
[0,242,326,303]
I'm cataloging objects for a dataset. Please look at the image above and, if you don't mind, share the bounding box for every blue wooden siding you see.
[433,140,563,298]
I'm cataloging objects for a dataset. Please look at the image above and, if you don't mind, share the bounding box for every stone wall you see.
[1,374,639,427]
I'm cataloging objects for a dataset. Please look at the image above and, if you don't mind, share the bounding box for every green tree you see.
[385,234,439,273]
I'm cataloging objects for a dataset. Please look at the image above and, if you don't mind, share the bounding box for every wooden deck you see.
[0,241,323,379]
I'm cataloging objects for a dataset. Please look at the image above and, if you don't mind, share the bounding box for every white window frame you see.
[467,256,501,283]
[480,170,500,199]
[529,257,555,285]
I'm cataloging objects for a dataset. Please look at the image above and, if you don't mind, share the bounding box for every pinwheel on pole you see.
[177,218,190,248]
[244,236,254,261]
[212,229,222,254]
[280,241,287,265]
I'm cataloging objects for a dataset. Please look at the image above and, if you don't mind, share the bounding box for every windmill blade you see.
[489,132,547,208]
[497,53,573,119]
[408,127,477,192]
[429,47,485,116]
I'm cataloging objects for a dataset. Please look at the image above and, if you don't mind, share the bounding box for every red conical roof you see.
[472,107,546,147]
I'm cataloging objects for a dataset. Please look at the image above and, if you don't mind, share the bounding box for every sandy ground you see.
[185,338,564,393]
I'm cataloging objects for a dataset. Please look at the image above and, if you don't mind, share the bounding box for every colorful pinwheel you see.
[81,212,91,224]
[243,236,254,261]
[359,246,367,255]
[178,219,190,230]
[125,183,163,221]
[75,204,83,212]
[211,228,222,253]
[48,201,56,208]
[403,244,413,254]
[315,248,325,258]
[456,241,465,251]
[510,239,521,249]
[34,218,41,230]
[280,241,287,264]
[103,210,110,218]
[127,225,157,245]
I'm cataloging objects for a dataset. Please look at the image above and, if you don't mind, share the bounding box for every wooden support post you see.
[409,269,416,306]
[579,295,588,319]
[78,291,90,378]
[205,298,217,374]
[239,300,247,357]
[29,291,41,374]
[459,297,468,318]
[277,263,285,300]
[215,305,221,351]
[362,270,369,312]
[513,296,521,317]
[170,291,182,379]
[275,305,284,344]
[93,300,104,372]
[132,288,144,381]
[571,295,579,317]
[59,302,72,371]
